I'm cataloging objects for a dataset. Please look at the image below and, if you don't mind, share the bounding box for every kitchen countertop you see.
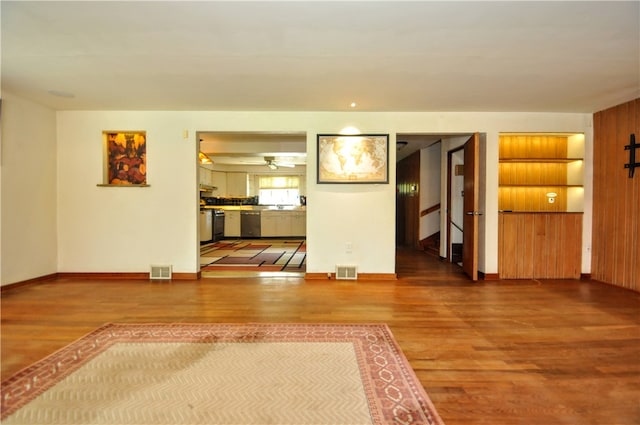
[202,205,306,211]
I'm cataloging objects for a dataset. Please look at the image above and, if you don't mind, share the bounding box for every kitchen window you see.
[258,176,300,205]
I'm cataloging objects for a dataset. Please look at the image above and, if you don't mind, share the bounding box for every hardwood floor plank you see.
[2,247,639,424]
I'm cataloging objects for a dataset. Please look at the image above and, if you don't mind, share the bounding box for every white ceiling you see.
[2,1,638,167]
[2,1,638,114]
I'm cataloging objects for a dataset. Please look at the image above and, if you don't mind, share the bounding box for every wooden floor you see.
[2,247,639,424]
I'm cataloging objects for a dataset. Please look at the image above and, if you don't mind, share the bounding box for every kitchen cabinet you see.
[224,210,241,237]
[261,210,306,237]
[199,166,212,188]
[261,210,290,237]
[226,172,248,197]
[260,212,277,237]
[210,171,227,196]
[290,212,306,236]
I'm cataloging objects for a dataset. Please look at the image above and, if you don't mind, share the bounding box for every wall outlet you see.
[345,242,353,253]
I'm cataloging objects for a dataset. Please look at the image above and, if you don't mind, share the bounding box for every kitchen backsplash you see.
[202,196,259,206]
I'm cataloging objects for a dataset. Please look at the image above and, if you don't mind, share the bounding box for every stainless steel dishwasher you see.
[240,210,261,238]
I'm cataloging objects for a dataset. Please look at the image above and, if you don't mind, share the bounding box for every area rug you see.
[1,323,444,425]
[201,239,306,272]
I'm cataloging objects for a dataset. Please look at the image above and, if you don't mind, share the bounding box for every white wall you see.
[57,112,199,273]
[1,93,58,285]
[50,110,592,276]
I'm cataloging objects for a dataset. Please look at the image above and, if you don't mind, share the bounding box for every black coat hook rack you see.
[624,133,639,178]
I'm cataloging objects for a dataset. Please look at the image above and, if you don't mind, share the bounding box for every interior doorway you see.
[197,132,307,278]
[395,133,480,281]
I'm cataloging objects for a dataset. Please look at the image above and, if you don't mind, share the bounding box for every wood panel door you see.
[463,133,480,281]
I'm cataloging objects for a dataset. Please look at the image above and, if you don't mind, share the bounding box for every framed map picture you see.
[101,131,148,186]
[317,134,389,184]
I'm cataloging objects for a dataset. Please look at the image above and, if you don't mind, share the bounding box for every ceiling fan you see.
[264,156,295,170]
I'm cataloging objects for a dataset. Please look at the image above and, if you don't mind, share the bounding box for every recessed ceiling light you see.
[350,102,357,108]
[47,89,75,98]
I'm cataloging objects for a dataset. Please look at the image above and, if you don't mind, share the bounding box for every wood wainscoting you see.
[499,212,582,279]
[592,98,640,291]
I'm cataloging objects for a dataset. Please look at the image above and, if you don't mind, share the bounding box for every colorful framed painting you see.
[101,131,148,186]
[317,134,389,183]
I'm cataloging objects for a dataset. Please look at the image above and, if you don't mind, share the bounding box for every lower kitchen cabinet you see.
[261,210,290,237]
[224,210,241,237]
[261,210,306,237]
[291,212,306,237]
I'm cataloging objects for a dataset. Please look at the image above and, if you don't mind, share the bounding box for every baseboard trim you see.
[58,272,149,280]
[1,273,58,293]
[172,272,199,280]
[305,272,397,280]
[58,272,199,281]
[479,272,500,281]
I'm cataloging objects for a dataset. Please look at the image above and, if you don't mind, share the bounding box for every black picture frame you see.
[317,134,389,184]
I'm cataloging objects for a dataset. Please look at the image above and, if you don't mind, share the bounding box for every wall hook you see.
[624,133,639,178]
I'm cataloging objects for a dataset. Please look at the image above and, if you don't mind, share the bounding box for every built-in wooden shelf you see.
[498,133,585,280]
[498,133,584,213]
[499,158,583,163]
[500,184,583,188]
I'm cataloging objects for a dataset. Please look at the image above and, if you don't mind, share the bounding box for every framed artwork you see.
[317,134,389,183]
[101,131,148,186]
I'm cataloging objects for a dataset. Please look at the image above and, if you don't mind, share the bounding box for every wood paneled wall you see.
[499,213,582,279]
[592,98,640,291]
[396,151,420,248]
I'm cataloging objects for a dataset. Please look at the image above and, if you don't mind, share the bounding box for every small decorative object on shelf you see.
[624,133,638,178]
[98,130,149,187]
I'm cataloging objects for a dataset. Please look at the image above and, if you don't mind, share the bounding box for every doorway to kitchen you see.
[197,132,307,278]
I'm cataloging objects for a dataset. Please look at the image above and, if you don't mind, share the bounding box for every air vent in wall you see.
[150,265,172,280]
[335,265,358,280]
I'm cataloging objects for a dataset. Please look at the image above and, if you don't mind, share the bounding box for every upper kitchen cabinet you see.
[210,171,227,196]
[199,166,216,191]
[226,172,248,197]
[498,133,584,212]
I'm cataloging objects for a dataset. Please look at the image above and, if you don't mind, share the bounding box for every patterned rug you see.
[1,323,444,425]
[201,239,306,272]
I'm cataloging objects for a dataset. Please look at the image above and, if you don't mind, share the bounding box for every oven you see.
[212,209,225,241]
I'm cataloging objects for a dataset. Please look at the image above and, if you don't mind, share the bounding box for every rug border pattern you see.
[1,323,443,425]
